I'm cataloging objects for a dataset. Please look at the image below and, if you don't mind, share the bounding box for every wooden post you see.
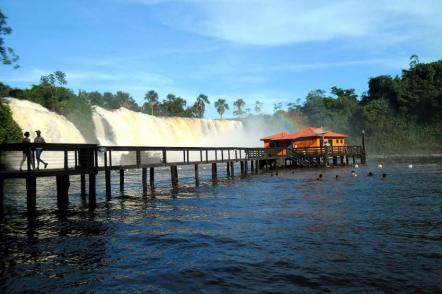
[105,170,111,200]
[194,164,199,186]
[0,177,4,219]
[240,161,244,174]
[230,162,234,177]
[142,167,147,194]
[89,173,96,211]
[244,161,248,175]
[120,169,124,192]
[361,130,366,164]
[26,176,37,215]
[346,155,349,165]
[226,162,230,177]
[256,160,259,173]
[171,165,178,186]
[352,156,356,165]
[340,156,344,166]
[212,163,217,179]
[80,173,86,200]
[333,156,337,166]
[56,175,70,211]
[150,167,155,187]
[251,160,254,173]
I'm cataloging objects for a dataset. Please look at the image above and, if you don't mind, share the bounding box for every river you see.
[1,159,442,292]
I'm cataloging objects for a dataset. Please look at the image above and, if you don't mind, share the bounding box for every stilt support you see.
[150,167,155,187]
[194,164,199,185]
[119,169,124,192]
[56,175,70,211]
[105,169,111,200]
[0,177,4,219]
[142,167,147,194]
[80,173,86,200]
[230,162,234,177]
[212,163,217,179]
[89,173,96,211]
[26,176,37,216]
[171,165,178,186]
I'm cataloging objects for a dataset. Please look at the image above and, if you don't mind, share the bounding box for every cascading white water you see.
[4,97,264,147]
[3,98,86,143]
[92,106,255,147]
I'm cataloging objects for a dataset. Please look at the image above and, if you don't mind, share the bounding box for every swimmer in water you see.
[367,171,373,176]
[382,173,387,179]
[351,170,357,177]
[335,175,339,180]
[317,174,323,181]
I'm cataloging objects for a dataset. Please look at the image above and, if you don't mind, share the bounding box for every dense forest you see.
[0,9,441,153]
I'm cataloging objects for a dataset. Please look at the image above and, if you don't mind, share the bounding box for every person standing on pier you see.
[34,130,48,169]
[19,131,34,171]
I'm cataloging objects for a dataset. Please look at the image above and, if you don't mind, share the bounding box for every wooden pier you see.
[0,142,366,217]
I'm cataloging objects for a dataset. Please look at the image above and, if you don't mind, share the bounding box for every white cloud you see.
[139,0,442,46]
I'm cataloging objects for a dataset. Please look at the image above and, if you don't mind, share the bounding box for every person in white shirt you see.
[34,130,48,169]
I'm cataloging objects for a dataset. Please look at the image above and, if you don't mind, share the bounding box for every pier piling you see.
[171,165,178,186]
[88,173,96,210]
[142,168,147,194]
[26,176,37,215]
[230,162,234,177]
[194,164,199,185]
[212,163,217,179]
[80,173,86,200]
[150,167,155,187]
[105,170,111,200]
[56,175,70,211]
[120,169,124,192]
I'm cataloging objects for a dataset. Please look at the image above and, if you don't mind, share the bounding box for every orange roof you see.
[261,127,348,141]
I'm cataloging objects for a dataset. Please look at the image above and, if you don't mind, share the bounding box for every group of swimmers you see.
[317,171,387,180]
[19,130,48,170]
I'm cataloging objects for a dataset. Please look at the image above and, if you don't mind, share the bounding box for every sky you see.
[1,0,441,118]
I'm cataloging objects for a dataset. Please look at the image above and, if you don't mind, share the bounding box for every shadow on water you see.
[1,159,442,292]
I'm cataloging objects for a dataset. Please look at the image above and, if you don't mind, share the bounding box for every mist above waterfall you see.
[5,98,299,147]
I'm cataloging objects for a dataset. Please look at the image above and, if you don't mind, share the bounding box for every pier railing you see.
[0,143,287,175]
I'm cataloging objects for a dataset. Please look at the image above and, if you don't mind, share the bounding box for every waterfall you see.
[4,98,263,147]
[3,98,86,143]
[91,106,254,147]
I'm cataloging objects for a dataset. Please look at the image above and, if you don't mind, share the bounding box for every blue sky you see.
[1,0,441,118]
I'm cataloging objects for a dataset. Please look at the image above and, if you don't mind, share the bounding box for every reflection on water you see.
[1,160,442,292]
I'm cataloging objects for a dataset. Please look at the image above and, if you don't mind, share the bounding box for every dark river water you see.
[1,158,442,293]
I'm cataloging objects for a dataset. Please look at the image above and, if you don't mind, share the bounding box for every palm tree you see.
[214,98,229,119]
[195,94,210,118]
[144,90,159,115]
[233,99,245,117]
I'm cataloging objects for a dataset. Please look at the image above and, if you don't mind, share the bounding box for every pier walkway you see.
[0,143,366,216]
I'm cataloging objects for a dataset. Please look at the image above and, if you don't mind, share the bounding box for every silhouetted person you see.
[19,131,34,170]
[335,175,339,180]
[382,173,387,179]
[317,174,323,181]
[34,130,48,169]
[367,171,373,176]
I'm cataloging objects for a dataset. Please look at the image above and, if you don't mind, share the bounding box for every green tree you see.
[144,90,159,115]
[0,10,19,68]
[193,94,210,118]
[0,102,22,143]
[254,100,263,113]
[233,99,246,117]
[214,98,229,119]
[273,102,283,113]
[160,94,188,116]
